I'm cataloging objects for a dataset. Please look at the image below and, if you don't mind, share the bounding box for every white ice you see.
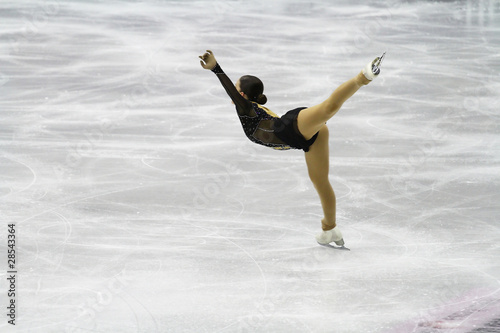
[1,0,499,332]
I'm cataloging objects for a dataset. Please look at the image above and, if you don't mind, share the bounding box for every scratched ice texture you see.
[0,0,499,332]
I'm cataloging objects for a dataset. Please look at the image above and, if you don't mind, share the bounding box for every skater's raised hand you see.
[199,50,217,70]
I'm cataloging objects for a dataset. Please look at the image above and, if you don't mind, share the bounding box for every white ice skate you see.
[316,227,345,246]
[362,52,386,81]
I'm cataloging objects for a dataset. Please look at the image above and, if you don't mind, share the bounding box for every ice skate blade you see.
[372,51,386,75]
[318,242,351,251]
[373,51,386,68]
[363,51,386,80]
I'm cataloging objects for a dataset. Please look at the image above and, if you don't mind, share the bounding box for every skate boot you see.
[316,227,345,246]
[362,52,386,81]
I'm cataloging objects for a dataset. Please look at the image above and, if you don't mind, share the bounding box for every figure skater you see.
[199,50,384,247]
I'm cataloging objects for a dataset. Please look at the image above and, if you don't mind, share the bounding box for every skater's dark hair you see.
[239,75,267,105]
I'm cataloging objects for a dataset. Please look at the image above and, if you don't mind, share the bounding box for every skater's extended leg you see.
[297,72,370,140]
[303,54,384,246]
[304,125,336,230]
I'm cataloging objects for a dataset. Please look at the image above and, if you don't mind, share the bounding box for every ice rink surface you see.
[1,0,499,332]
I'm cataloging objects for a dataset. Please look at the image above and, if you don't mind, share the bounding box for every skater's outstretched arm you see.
[199,50,253,116]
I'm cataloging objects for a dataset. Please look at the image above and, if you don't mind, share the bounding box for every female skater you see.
[199,50,384,247]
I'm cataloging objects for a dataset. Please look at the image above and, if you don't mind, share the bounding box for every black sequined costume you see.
[211,63,318,152]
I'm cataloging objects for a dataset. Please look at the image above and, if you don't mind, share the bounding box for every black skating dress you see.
[211,63,319,152]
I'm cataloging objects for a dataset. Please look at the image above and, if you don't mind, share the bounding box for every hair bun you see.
[257,94,267,105]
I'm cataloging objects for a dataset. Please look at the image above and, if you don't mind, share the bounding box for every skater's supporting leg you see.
[304,125,336,231]
[297,72,370,140]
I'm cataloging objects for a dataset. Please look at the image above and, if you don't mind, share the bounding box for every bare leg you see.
[297,72,370,140]
[304,125,337,231]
